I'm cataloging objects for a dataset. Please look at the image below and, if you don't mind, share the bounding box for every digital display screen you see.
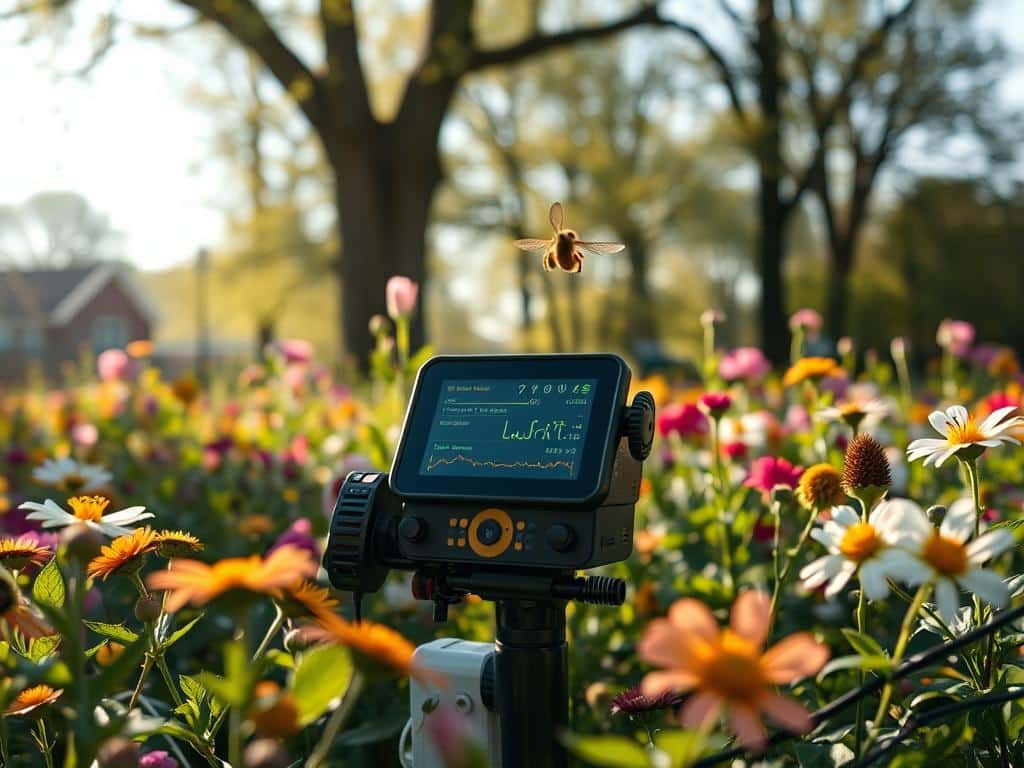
[418,379,598,480]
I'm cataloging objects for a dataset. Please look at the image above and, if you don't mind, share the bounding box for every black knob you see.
[546,524,575,552]
[398,516,427,543]
[477,519,503,546]
[623,391,656,461]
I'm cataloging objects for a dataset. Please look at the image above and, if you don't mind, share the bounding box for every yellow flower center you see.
[947,418,986,446]
[67,496,110,523]
[839,522,881,563]
[840,403,866,417]
[923,533,968,576]
[696,631,766,702]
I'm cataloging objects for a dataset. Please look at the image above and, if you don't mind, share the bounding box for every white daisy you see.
[18,496,153,537]
[881,498,1013,622]
[31,458,112,492]
[816,397,889,430]
[907,405,1022,467]
[799,503,909,600]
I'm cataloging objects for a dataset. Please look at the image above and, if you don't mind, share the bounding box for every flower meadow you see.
[1,288,1024,767]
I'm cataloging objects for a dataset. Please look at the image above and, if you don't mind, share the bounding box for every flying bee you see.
[513,202,625,273]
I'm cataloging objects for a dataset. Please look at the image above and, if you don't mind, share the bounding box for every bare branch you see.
[177,0,323,131]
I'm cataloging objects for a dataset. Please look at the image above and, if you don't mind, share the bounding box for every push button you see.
[399,517,427,543]
[477,519,503,546]
[546,524,575,552]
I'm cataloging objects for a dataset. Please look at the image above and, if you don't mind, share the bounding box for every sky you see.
[0,0,1022,273]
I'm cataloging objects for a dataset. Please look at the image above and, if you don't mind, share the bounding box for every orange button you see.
[457,539,466,548]
[468,508,514,558]
[516,521,526,531]
[514,542,523,551]
[460,519,468,528]
[449,518,457,527]
[447,537,454,546]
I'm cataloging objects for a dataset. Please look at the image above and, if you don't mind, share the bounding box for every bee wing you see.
[549,202,564,232]
[513,238,552,252]
[577,241,626,255]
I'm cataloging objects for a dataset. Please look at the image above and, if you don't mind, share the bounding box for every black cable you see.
[692,602,1024,767]
[854,687,1024,767]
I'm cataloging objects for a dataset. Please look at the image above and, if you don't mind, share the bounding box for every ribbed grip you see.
[577,576,626,606]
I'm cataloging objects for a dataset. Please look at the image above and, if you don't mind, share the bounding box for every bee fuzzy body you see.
[513,202,623,274]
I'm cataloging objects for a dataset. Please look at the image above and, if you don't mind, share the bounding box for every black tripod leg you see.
[494,599,569,768]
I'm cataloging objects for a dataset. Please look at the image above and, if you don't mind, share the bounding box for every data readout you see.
[418,379,598,480]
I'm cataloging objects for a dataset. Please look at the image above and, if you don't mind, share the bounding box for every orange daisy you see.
[0,536,52,570]
[280,580,339,618]
[0,571,53,640]
[87,527,159,580]
[639,591,829,750]
[154,530,204,558]
[305,610,420,680]
[146,545,317,613]
[782,357,844,388]
[248,680,301,738]
[5,684,62,716]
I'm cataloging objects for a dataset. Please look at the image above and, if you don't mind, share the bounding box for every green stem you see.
[854,586,868,758]
[209,606,285,740]
[768,506,817,639]
[305,672,366,768]
[229,700,243,768]
[710,418,734,592]
[36,719,54,768]
[129,654,155,710]
[156,654,186,709]
[867,582,933,746]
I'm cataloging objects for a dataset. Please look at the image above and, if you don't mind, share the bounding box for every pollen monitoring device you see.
[323,354,655,768]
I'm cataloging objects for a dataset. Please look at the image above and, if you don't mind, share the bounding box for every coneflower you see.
[796,464,846,512]
[610,684,682,716]
[842,434,891,515]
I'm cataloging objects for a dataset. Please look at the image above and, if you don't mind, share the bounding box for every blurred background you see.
[1,0,1022,380]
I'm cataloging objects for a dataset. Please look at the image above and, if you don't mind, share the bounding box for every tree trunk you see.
[825,248,852,342]
[754,0,789,365]
[624,236,657,347]
[256,318,275,358]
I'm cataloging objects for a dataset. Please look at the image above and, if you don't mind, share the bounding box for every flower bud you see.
[926,505,947,528]
[134,594,162,623]
[842,434,892,513]
[97,737,140,768]
[61,523,104,563]
[244,739,291,768]
[769,484,795,505]
[283,627,312,654]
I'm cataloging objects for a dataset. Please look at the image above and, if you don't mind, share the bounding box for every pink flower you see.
[719,348,771,383]
[140,751,179,768]
[386,276,419,319]
[698,392,732,419]
[269,518,319,562]
[744,456,803,501]
[789,308,823,332]
[276,339,313,365]
[425,706,476,768]
[657,403,708,439]
[937,319,975,357]
[721,441,748,462]
[71,423,99,448]
[986,391,1021,412]
[784,405,811,435]
[97,349,135,382]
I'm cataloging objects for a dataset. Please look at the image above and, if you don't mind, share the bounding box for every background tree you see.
[0,191,123,266]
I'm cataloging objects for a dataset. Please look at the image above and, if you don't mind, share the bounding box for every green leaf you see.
[160,613,204,649]
[291,643,353,725]
[32,557,65,610]
[840,628,887,658]
[818,654,893,680]
[179,674,206,704]
[85,621,140,644]
[561,733,650,768]
[26,634,61,663]
[197,673,246,709]
[653,730,706,766]
[266,648,295,669]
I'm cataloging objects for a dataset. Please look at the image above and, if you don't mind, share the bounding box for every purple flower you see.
[610,684,682,715]
[269,518,319,561]
[140,751,179,768]
[719,347,771,383]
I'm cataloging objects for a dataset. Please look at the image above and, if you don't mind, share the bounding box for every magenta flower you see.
[719,347,771,383]
[140,751,179,768]
[269,518,319,561]
[744,456,803,501]
[937,318,975,357]
[789,308,823,332]
[657,403,708,439]
[610,684,682,715]
[698,392,732,419]
[426,706,476,768]
[386,276,419,319]
[276,339,313,365]
[97,349,136,382]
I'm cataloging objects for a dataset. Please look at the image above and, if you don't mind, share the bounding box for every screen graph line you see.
[425,453,576,476]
